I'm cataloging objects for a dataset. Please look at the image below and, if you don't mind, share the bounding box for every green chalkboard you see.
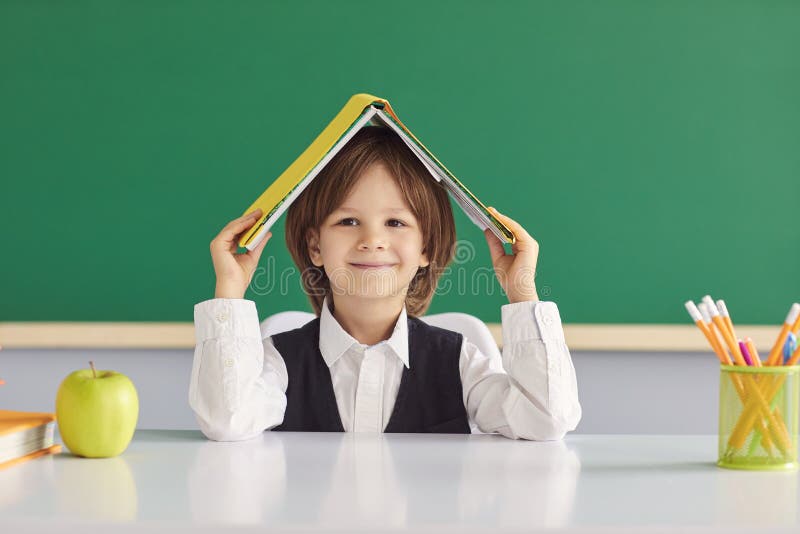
[2,1,798,324]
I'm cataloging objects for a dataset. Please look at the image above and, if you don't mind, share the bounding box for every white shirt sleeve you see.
[460,300,582,441]
[189,298,288,441]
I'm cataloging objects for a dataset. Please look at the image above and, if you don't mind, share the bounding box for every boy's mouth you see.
[349,263,396,270]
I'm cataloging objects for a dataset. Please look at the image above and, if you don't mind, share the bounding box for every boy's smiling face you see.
[307,161,430,301]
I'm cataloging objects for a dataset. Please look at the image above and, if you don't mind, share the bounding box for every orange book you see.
[0,444,61,470]
[0,410,62,470]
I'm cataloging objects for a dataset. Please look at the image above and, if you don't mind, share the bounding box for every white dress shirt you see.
[189,295,581,441]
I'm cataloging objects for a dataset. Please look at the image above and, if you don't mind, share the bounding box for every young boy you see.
[190,126,581,440]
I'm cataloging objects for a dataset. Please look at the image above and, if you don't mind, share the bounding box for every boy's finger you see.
[243,208,263,218]
[248,232,272,257]
[242,232,272,270]
[484,228,507,263]
[222,209,262,229]
[219,212,262,239]
[488,207,532,241]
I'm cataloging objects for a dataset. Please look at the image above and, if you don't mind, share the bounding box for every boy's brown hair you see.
[285,125,456,318]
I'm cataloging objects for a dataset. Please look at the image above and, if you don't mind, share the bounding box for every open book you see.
[238,93,515,251]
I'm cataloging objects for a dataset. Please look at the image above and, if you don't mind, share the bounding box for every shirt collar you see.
[318,295,410,369]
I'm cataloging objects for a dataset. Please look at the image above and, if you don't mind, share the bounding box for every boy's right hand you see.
[210,209,273,299]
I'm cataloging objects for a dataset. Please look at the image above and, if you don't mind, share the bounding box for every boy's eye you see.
[336,218,406,227]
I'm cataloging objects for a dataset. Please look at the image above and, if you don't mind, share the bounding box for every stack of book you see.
[0,410,62,470]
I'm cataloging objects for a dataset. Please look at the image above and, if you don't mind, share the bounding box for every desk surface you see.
[1,431,799,533]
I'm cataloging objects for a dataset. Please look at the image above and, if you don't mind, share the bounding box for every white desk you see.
[1,431,799,533]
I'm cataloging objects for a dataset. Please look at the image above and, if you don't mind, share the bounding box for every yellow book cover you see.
[238,93,515,250]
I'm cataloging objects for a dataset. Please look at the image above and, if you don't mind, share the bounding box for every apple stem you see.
[89,360,97,379]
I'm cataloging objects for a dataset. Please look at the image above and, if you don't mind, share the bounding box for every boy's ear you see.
[306,228,323,267]
[419,249,430,269]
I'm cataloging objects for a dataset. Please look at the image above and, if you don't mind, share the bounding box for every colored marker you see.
[783,333,797,365]
[739,341,753,366]
[787,342,800,366]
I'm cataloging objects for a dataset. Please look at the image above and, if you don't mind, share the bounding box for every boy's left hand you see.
[483,206,540,304]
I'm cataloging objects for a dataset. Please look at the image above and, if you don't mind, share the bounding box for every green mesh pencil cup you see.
[718,364,799,471]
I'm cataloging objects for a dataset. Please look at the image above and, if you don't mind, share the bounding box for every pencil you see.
[792,309,800,336]
[703,297,790,452]
[703,296,746,366]
[684,301,777,453]
[685,301,729,364]
[717,299,740,351]
[766,303,800,366]
[699,302,729,362]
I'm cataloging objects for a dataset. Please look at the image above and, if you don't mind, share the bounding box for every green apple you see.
[56,361,139,458]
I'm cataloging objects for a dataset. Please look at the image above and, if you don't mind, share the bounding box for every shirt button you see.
[216,312,228,323]
[224,358,234,367]
[542,314,553,326]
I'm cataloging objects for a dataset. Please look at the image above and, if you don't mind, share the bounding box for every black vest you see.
[271,315,471,433]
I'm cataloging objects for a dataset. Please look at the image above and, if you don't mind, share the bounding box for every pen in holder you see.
[718,364,799,470]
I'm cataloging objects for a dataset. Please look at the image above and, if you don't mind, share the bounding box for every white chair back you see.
[261,310,500,358]
[260,311,316,339]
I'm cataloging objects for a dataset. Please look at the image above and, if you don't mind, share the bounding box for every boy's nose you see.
[358,238,387,251]
[358,229,388,250]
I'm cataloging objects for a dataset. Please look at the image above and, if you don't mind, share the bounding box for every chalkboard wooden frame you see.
[0,322,783,352]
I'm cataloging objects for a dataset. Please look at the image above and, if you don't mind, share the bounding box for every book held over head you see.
[238,93,515,251]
